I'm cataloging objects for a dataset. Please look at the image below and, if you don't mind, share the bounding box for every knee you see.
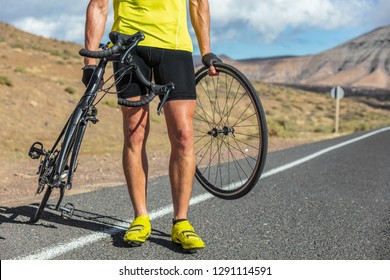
[123,123,149,149]
[171,126,193,152]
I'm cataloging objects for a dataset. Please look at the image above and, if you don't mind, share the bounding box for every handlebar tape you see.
[79,45,122,59]
[117,93,156,107]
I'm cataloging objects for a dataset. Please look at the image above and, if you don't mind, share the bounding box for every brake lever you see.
[120,36,144,65]
[157,83,175,115]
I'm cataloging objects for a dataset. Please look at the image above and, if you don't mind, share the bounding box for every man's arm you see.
[189,0,211,56]
[189,0,219,75]
[84,0,109,66]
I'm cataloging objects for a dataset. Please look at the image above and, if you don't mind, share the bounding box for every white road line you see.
[261,126,390,179]
[17,126,390,260]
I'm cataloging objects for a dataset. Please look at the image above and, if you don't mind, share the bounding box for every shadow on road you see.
[0,204,184,254]
[111,228,184,253]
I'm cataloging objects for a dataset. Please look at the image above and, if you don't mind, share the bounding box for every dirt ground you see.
[0,138,307,208]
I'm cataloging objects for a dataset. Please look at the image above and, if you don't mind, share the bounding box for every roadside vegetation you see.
[256,81,390,142]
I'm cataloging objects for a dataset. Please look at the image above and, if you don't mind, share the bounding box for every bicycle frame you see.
[53,58,108,188]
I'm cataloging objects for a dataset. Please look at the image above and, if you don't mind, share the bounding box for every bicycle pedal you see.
[28,142,46,159]
[59,203,75,219]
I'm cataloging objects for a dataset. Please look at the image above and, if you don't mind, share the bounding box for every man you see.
[83,0,220,252]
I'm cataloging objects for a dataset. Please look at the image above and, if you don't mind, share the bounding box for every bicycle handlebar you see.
[79,31,175,112]
[118,82,175,115]
[79,31,144,59]
[79,44,122,59]
[118,93,156,107]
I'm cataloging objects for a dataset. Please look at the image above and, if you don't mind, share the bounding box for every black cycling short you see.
[113,46,196,101]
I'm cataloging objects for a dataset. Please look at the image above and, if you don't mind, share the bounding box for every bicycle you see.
[28,31,268,223]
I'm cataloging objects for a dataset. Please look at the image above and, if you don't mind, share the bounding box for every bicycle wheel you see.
[30,184,54,223]
[194,62,268,199]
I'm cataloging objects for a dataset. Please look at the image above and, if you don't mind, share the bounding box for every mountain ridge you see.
[3,20,388,95]
[217,25,390,96]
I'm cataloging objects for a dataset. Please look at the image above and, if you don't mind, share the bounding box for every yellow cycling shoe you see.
[171,220,205,253]
[123,215,151,246]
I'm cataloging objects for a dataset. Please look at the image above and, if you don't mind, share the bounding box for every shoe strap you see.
[181,230,201,239]
[173,218,188,225]
[127,224,144,233]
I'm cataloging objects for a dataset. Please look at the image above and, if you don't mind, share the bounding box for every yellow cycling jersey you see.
[112,0,193,52]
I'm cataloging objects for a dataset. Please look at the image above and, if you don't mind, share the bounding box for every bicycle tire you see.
[194,62,268,199]
[30,185,53,223]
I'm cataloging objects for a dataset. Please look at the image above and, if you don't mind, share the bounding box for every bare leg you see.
[163,100,197,220]
[121,103,150,218]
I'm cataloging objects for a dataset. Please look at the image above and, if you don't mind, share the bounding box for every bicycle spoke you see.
[221,136,247,185]
[195,137,214,164]
[233,131,261,140]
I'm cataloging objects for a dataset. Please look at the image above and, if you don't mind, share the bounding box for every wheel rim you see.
[194,65,266,198]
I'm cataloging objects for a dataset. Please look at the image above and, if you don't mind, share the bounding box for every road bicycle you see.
[28,31,268,223]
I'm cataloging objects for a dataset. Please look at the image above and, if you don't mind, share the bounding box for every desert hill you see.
[223,26,390,95]
[0,22,123,159]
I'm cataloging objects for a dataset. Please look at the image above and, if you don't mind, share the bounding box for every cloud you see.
[2,0,88,42]
[13,17,58,39]
[1,0,387,48]
[13,15,85,42]
[369,0,390,26]
[9,5,114,44]
[209,0,373,42]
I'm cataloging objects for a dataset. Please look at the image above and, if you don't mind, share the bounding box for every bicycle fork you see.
[55,106,99,219]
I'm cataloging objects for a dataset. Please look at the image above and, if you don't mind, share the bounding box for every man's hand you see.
[82,65,97,87]
[201,52,222,76]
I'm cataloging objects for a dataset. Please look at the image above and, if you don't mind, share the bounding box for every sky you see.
[0,0,389,60]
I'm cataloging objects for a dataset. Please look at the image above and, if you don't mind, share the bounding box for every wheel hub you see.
[207,126,235,137]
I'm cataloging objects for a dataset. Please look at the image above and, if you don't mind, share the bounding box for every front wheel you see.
[193,62,268,199]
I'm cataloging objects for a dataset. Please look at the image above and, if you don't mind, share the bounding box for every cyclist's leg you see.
[164,101,207,252]
[115,50,151,219]
[154,49,197,220]
[163,100,196,220]
[121,104,150,218]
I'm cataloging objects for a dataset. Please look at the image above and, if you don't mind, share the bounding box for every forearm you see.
[189,0,211,56]
[84,0,108,65]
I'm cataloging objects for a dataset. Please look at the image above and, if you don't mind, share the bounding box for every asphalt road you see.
[1,127,390,260]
